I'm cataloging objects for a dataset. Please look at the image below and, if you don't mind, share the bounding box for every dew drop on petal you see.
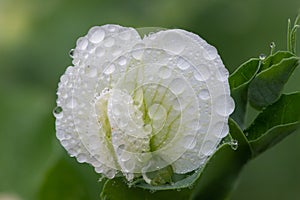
[148,104,167,120]
[216,67,229,81]
[53,106,63,119]
[104,64,116,75]
[120,151,131,162]
[66,98,78,109]
[106,170,116,179]
[76,37,88,50]
[162,31,185,54]
[176,57,190,70]
[143,124,152,134]
[203,45,218,60]
[201,140,215,156]
[88,27,105,43]
[69,49,74,58]
[85,65,98,77]
[123,159,135,172]
[104,38,115,47]
[214,95,235,116]
[169,78,186,95]
[182,135,197,149]
[194,65,211,81]
[132,43,145,60]
[77,153,87,163]
[118,56,127,66]
[95,46,105,57]
[214,122,229,138]
[119,30,132,40]
[158,66,172,79]
[198,89,210,100]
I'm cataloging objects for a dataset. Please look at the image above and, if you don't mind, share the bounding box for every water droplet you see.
[182,135,197,149]
[162,31,185,54]
[95,47,105,57]
[104,38,115,47]
[230,139,238,150]
[203,45,218,60]
[270,42,276,54]
[106,170,116,179]
[143,124,152,134]
[104,64,115,75]
[198,89,210,100]
[116,144,125,155]
[101,87,110,94]
[108,25,117,32]
[53,106,63,118]
[176,57,190,70]
[214,95,235,116]
[158,66,172,79]
[120,151,131,162]
[88,27,105,43]
[125,173,135,182]
[116,56,127,66]
[132,43,145,60]
[148,104,167,120]
[194,65,211,81]
[69,49,74,58]
[123,159,135,172]
[259,53,266,60]
[169,78,186,95]
[188,184,194,189]
[149,189,156,194]
[216,67,229,81]
[76,37,88,50]
[214,122,229,138]
[77,153,87,163]
[85,65,97,77]
[119,30,131,40]
[148,32,157,40]
[270,42,276,49]
[201,140,215,156]
[66,98,78,109]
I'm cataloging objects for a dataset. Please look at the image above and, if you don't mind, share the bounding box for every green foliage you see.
[248,55,299,109]
[247,93,300,157]
[37,155,102,200]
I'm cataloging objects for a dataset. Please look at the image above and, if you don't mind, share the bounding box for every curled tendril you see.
[54,25,234,184]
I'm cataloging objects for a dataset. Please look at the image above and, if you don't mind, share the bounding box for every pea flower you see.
[54,25,235,184]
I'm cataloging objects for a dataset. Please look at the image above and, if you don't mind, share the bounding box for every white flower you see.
[54,25,235,183]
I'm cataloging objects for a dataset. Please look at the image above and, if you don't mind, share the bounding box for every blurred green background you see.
[0,0,299,199]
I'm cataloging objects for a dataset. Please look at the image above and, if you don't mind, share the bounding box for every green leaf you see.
[37,154,102,200]
[229,58,260,127]
[248,56,299,109]
[260,51,294,71]
[246,93,300,157]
